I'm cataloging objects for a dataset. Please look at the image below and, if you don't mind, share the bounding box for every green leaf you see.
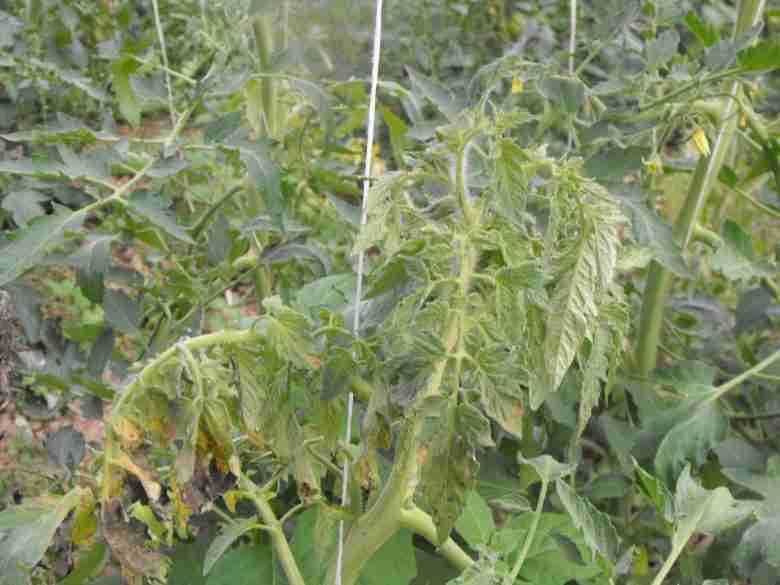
[711,219,777,281]
[633,460,673,521]
[520,455,576,484]
[262,300,317,369]
[683,11,720,47]
[555,479,621,564]
[359,529,417,585]
[653,400,727,487]
[539,195,621,405]
[405,67,464,121]
[321,346,356,401]
[0,205,87,287]
[671,466,754,552]
[0,158,64,179]
[45,425,86,471]
[0,10,22,49]
[1,189,47,227]
[112,57,142,126]
[538,76,586,115]
[0,487,85,585]
[0,113,118,145]
[206,544,282,585]
[646,28,680,68]
[29,58,108,101]
[576,324,610,443]
[455,491,495,548]
[126,192,196,245]
[295,273,356,316]
[58,541,108,585]
[262,242,331,275]
[615,188,692,278]
[492,513,603,585]
[734,516,780,575]
[103,289,142,334]
[291,507,417,585]
[421,415,480,543]
[585,147,648,183]
[738,41,780,71]
[203,518,261,576]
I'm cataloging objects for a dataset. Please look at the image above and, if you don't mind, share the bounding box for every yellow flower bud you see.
[511,77,524,94]
[691,128,711,157]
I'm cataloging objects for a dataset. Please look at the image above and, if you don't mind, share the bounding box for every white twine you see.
[335,0,384,583]
[151,0,177,128]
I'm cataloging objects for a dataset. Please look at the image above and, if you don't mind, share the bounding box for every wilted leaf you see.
[539,195,621,405]
[421,418,479,543]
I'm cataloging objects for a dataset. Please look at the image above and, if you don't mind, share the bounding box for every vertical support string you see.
[151,0,177,128]
[568,0,577,75]
[335,1,384,584]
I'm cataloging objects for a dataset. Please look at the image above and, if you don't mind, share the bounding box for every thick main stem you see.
[399,507,473,571]
[327,144,480,585]
[252,15,277,138]
[253,495,307,585]
[635,0,766,377]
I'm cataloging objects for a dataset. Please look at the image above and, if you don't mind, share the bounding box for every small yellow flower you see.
[511,77,524,94]
[643,154,664,176]
[691,128,711,157]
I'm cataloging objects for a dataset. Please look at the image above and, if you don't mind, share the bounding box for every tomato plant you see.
[1,1,779,585]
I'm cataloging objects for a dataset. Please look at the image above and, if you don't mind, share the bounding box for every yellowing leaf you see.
[109,453,161,502]
[511,77,524,94]
[113,417,142,446]
[71,492,98,546]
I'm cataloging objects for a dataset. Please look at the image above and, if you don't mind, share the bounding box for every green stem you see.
[506,476,549,584]
[638,67,743,113]
[651,545,682,585]
[327,140,481,584]
[635,0,765,377]
[399,507,473,571]
[252,15,277,138]
[190,185,244,240]
[710,346,780,402]
[728,183,780,219]
[110,328,263,423]
[252,495,307,585]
